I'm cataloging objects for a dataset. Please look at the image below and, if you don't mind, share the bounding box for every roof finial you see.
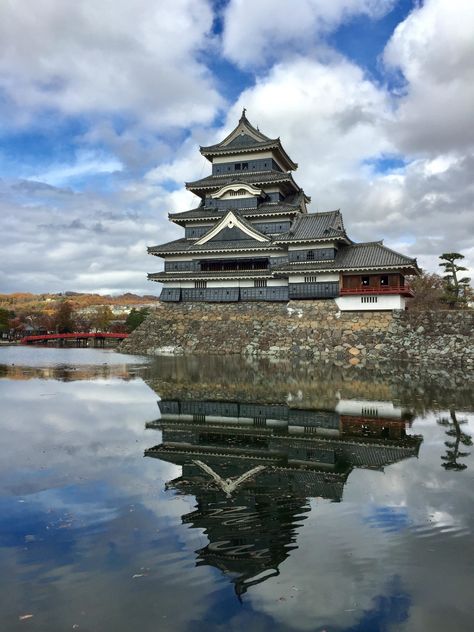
[241,107,247,119]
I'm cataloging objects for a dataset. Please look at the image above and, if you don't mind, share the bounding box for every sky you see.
[0,0,473,295]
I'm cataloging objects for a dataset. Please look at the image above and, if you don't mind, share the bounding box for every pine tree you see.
[438,253,471,308]
[437,410,472,471]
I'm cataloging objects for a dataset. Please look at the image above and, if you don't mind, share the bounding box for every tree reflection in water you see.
[438,409,473,471]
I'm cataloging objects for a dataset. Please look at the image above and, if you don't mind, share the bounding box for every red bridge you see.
[20,332,129,346]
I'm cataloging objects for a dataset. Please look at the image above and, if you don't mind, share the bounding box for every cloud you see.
[0,179,180,294]
[0,0,223,129]
[222,0,396,68]
[384,0,474,154]
[30,150,123,187]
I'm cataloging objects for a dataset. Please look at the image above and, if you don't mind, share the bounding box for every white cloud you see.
[222,0,395,68]
[0,0,223,129]
[30,150,123,187]
[384,0,474,154]
[0,178,179,294]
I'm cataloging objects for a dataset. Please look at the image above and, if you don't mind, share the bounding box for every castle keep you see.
[149,111,418,311]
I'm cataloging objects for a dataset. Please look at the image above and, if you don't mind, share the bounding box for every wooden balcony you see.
[340,284,414,297]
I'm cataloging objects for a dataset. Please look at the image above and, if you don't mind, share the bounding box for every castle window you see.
[306,250,315,260]
[361,276,370,286]
[234,163,241,170]
[304,276,317,283]
[195,280,207,289]
[254,279,267,288]
[380,275,389,286]
[242,162,248,170]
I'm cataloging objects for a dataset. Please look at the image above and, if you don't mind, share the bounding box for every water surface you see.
[1,347,473,631]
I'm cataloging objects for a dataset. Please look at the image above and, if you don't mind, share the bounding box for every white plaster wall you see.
[213,152,287,172]
[335,295,406,311]
[267,279,287,287]
[289,273,339,283]
[213,152,274,163]
[288,243,335,251]
[336,399,404,419]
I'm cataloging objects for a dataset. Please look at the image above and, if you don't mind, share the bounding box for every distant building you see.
[149,111,419,311]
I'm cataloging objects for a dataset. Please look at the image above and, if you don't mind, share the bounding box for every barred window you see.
[195,280,207,289]
[306,250,315,260]
[361,296,378,303]
[304,276,317,283]
[254,279,267,288]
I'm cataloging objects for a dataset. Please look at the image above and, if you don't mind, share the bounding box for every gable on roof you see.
[200,110,298,171]
[195,211,270,246]
[201,110,273,152]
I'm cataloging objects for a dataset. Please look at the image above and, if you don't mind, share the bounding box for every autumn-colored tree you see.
[439,253,471,308]
[406,271,445,311]
[90,306,114,332]
[52,301,75,333]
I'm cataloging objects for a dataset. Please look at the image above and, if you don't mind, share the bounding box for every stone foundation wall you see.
[120,300,474,367]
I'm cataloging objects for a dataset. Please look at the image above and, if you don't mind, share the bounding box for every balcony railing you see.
[340,284,414,297]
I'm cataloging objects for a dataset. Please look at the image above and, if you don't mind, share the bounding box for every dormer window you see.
[307,250,315,261]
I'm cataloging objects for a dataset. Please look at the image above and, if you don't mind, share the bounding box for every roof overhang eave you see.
[169,215,220,225]
[199,142,297,171]
[274,235,350,245]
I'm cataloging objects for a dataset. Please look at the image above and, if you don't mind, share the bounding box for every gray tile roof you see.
[186,170,297,192]
[168,206,219,222]
[168,194,306,223]
[336,242,417,268]
[200,112,298,170]
[149,270,273,281]
[276,211,347,242]
[200,112,273,152]
[148,237,282,255]
[207,133,274,151]
[274,241,418,272]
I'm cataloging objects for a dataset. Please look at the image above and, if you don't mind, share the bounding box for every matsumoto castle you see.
[149,111,418,311]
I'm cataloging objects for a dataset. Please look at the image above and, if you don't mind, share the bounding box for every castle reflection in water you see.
[145,375,423,598]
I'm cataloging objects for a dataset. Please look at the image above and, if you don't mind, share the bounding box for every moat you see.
[1,346,473,631]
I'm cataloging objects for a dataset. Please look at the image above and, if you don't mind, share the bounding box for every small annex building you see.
[149,111,419,311]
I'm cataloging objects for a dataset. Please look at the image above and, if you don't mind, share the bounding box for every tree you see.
[439,253,471,308]
[125,307,149,332]
[52,301,75,333]
[0,308,14,334]
[406,271,445,311]
[437,410,472,471]
[90,306,114,332]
